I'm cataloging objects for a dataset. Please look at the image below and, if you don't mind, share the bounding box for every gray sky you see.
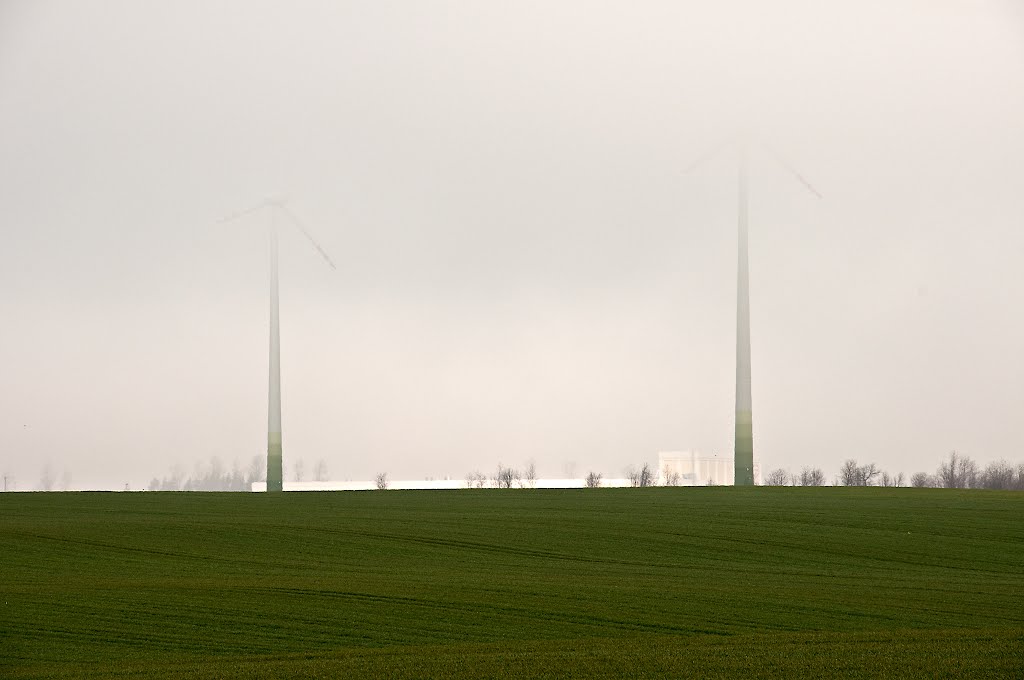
[2,1,1022,489]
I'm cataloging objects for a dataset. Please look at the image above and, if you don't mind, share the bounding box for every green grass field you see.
[3,488,1022,678]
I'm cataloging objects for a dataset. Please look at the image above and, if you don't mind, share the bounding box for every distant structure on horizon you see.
[658,451,761,487]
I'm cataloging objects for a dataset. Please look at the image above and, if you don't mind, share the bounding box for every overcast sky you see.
[1,1,1022,489]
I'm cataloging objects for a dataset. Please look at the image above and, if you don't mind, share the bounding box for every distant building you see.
[657,451,761,486]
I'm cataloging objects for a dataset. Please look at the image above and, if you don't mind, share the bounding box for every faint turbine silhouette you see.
[219,198,335,492]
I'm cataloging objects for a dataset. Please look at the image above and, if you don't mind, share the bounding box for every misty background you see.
[1,1,1022,489]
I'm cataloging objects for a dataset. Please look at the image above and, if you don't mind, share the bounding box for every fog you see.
[2,1,1022,489]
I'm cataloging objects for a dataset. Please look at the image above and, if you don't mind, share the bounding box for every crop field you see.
[2,487,1023,678]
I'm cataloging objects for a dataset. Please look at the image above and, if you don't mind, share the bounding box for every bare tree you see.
[585,471,602,488]
[314,459,329,482]
[375,472,389,490]
[39,464,55,492]
[227,459,245,491]
[838,459,861,486]
[978,460,1015,490]
[763,468,790,486]
[910,472,935,488]
[628,463,657,488]
[838,459,880,486]
[494,464,517,489]
[293,458,305,483]
[156,464,184,491]
[797,467,825,486]
[937,451,977,489]
[936,451,959,488]
[522,461,537,488]
[642,463,656,487]
[879,471,905,487]
[465,470,487,488]
[246,456,265,488]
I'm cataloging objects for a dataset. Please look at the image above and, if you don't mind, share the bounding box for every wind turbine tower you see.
[221,199,336,492]
[735,142,754,486]
[688,137,820,485]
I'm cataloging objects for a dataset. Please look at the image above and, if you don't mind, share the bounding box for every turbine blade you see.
[217,202,269,224]
[760,143,823,198]
[681,137,736,174]
[280,205,337,270]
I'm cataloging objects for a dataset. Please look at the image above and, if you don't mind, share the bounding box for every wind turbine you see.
[685,136,821,486]
[220,198,336,492]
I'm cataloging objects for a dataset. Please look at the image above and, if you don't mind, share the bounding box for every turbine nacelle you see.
[220,198,337,270]
[683,134,823,200]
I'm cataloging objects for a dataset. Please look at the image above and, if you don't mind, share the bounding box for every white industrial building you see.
[657,451,761,486]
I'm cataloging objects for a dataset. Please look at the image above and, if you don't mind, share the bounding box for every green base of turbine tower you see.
[734,411,754,486]
[267,433,283,492]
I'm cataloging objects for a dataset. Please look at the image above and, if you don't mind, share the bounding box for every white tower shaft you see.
[267,207,283,491]
[735,143,755,485]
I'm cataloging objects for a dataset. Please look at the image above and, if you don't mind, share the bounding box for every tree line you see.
[148,456,265,492]
[147,450,1023,492]
[147,455,335,491]
[763,451,1024,490]
[18,450,1020,492]
[462,461,539,489]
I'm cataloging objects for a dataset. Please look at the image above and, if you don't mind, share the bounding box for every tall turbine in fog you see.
[686,138,820,485]
[220,199,336,492]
